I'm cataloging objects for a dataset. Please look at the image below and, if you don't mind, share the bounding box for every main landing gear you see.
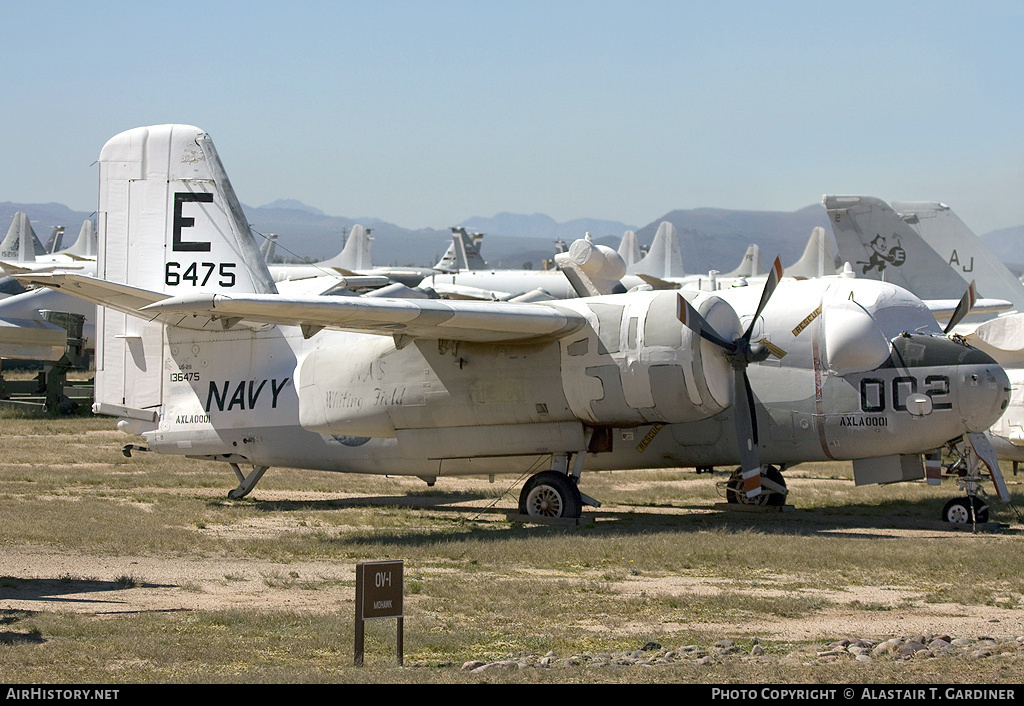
[228,463,270,500]
[518,470,583,519]
[518,451,599,520]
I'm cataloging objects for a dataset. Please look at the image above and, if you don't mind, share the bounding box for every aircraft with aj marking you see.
[19,125,1013,523]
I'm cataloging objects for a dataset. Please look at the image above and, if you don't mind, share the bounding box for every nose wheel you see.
[724,465,787,506]
[941,434,1007,526]
[942,496,989,525]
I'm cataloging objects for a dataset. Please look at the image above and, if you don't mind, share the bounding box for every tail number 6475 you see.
[165,261,237,288]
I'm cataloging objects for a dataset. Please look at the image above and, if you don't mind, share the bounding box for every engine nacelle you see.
[555,290,740,425]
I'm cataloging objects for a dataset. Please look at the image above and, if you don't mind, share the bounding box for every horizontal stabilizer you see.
[15,273,166,314]
[926,297,1011,321]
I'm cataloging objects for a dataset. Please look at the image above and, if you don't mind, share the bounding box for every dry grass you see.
[1,415,1023,683]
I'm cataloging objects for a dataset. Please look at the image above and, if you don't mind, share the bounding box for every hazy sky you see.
[4,1,1024,234]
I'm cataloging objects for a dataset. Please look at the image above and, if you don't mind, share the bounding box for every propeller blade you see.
[676,293,736,351]
[742,256,784,342]
[944,281,977,334]
[732,367,762,499]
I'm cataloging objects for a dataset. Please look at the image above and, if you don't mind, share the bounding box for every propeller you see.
[944,281,977,334]
[677,256,784,499]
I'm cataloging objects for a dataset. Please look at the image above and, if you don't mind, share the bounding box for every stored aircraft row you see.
[10,124,1017,526]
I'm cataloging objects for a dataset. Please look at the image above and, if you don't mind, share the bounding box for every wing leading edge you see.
[18,272,590,344]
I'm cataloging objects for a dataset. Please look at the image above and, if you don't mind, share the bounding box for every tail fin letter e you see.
[173,192,214,252]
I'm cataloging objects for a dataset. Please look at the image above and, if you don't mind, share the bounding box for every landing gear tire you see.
[726,465,786,506]
[519,471,583,519]
[942,496,989,525]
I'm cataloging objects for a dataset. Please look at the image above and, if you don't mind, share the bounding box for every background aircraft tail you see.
[44,226,64,254]
[891,201,1024,315]
[93,124,278,421]
[434,227,486,272]
[617,230,641,269]
[724,244,765,278]
[320,223,374,271]
[824,194,976,302]
[626,221,685,278]
[785,226,841,279]
[62,220,98,259]
[259,233,278,262]
[0,212,47,261]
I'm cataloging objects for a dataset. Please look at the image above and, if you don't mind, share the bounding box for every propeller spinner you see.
[677,257,784,499]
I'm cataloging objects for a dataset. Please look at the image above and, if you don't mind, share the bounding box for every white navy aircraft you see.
[826,194,1024,522]
[20,125,1013,523]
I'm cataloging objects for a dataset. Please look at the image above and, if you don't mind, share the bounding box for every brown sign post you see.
[355,560,404,666]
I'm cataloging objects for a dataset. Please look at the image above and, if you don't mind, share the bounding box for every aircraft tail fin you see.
[98,124,277,296]
[891,201,1024,315]
[318,224,374,271]
[725,244,764,278]
[434,227,486,272]
[0,212,47,261]
[259,233,278,262]
[824,194,974,302]
[617,230,642,269]
[786,226,841,279]
[60,220,98,259]
[44,226,65,254]
[627,221,685,278]
[90,124,278,419]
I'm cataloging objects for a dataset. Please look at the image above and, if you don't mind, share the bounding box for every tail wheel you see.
[726,465,786,506]
[942,496,989,524]
[519,471,583,519]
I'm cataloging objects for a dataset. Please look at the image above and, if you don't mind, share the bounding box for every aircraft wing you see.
[19,273,588,343]
[142,292,589,343]
[0,316,68,361]
[136,291,588,343]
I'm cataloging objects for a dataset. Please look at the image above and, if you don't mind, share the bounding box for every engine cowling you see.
[555,289,741,425]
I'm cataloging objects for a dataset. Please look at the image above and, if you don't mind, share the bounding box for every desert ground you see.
[2,417,1023,683]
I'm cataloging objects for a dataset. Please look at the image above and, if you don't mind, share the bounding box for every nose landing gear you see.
[941,433,1011,526]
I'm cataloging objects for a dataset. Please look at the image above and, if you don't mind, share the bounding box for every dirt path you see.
[4,503,1023,643]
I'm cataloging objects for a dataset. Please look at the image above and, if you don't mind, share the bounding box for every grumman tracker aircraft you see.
[21,125,1013,523]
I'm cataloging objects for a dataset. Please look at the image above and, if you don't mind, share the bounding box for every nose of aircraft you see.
[892,334,1010,434]
[959,359,1011,434]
